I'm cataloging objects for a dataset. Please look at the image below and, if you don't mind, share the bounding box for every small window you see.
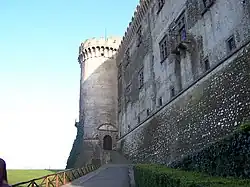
[137,26,142,47]
[159,36,168,61]
[118,98,121,111]
[170,87,175,98]
[128,125,131,131]
[227,35,236,52]
[176,12,187,42]
[147,109,150,116]
[158,97,163,106]
[204,58,210,71]
[157,0,165,13]
[180,27,187,41]
[126,84,131,93]
[137,116,140,123]
[138,69,144,89]
[203,0,214,8]
[125,49,130,68]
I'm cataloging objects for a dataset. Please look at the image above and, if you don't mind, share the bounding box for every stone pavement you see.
[63,164,134,187]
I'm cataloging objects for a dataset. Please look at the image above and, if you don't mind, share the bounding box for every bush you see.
[240,120,250,132]
[134,164,250,187]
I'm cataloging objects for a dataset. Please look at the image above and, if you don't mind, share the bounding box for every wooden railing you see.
[12,164,100,187]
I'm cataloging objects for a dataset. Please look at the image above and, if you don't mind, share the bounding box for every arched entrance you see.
[103,135,112,150]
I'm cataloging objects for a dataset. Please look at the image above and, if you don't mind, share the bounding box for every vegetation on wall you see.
[65,123,83,169]
[134,164,250,187]
[240,119,250,132]
[169,120,250,179]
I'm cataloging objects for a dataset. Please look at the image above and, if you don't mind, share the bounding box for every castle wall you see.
[116,0,250,164]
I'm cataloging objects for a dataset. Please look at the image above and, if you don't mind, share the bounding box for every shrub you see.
[134,164,250,187]
[240,120,250,132]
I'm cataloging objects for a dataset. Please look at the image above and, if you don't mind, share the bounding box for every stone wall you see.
[117,43,250,165]
[169,124,250,178]
[117,0,250,138]
[71,37,121,167]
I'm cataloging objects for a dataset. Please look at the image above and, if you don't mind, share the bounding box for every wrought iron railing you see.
[12,164,100,187]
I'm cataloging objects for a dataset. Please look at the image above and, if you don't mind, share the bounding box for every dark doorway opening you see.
[103,135,112,150]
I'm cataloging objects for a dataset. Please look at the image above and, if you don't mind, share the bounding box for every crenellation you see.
[68,0,250,169]
[78,37,121,63]
[118,0,153,59]
[115,0,250,166]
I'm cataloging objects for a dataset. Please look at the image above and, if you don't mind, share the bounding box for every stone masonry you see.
[116,0,250,165]
[67,0,250,168]
[72,37,122,166]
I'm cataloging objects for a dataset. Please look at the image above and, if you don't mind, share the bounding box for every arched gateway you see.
[103,135,112,150]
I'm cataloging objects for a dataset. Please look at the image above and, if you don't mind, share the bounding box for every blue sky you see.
[0,0,139,169]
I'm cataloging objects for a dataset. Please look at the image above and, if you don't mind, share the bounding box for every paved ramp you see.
[64,151,134,187]
[64,164,133,187]
[109,151,132,164]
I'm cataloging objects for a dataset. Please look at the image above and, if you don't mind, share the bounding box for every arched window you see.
[103,135,112,150]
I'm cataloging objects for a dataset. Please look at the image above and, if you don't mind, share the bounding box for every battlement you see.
[78,36,122,63]
[117,0,151,60]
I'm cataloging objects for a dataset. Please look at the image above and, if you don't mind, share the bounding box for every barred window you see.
[138,69,144,89]
[159,36,168,61]
[137,26,142,47]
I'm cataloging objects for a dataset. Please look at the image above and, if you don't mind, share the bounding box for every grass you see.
[7,170,62,185]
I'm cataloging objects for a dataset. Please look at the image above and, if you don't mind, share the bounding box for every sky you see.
[0,0,139,169]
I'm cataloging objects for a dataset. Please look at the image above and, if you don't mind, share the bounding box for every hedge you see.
[134,164,250,187]
[169,121,250,178]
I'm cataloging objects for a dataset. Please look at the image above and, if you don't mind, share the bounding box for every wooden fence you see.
[12,164,100,187]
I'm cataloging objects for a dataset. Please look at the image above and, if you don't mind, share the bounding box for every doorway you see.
[103,135,112,150]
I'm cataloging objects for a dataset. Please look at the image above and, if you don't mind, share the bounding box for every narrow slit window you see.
[159,97,163,106]
[204,59,210,71]
[227,36,236,52]
[170,87,175,98]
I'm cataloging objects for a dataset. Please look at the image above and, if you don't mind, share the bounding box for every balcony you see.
[170,30,191,55]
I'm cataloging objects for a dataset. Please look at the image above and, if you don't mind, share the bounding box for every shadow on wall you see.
[66,55,118,169]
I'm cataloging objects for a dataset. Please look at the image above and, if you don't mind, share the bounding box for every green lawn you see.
[7,170,62,185]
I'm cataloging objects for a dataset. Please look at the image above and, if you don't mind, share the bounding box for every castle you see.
[66,0,250,168]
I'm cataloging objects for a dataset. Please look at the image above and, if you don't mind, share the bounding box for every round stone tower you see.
[77,36,121,165]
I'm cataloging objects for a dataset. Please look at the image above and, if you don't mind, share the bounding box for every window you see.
[126,83,131,94]
[227,35,236,52]
[159,36,168,61]
[203,0,214,8]
[202,0,215,15]
[204,58,210,71]
[147,109,150,116]
[128,125,131,131]
[137,26,142,47]
[137,116,140,123]
[158,97,163,106]
[157,0,165,13]
[176,12,187,42]
[180,27,187,41]
[138,69,144,89]
[118,98,121,111]
[170,87,175,98]
[125,49,130,68]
